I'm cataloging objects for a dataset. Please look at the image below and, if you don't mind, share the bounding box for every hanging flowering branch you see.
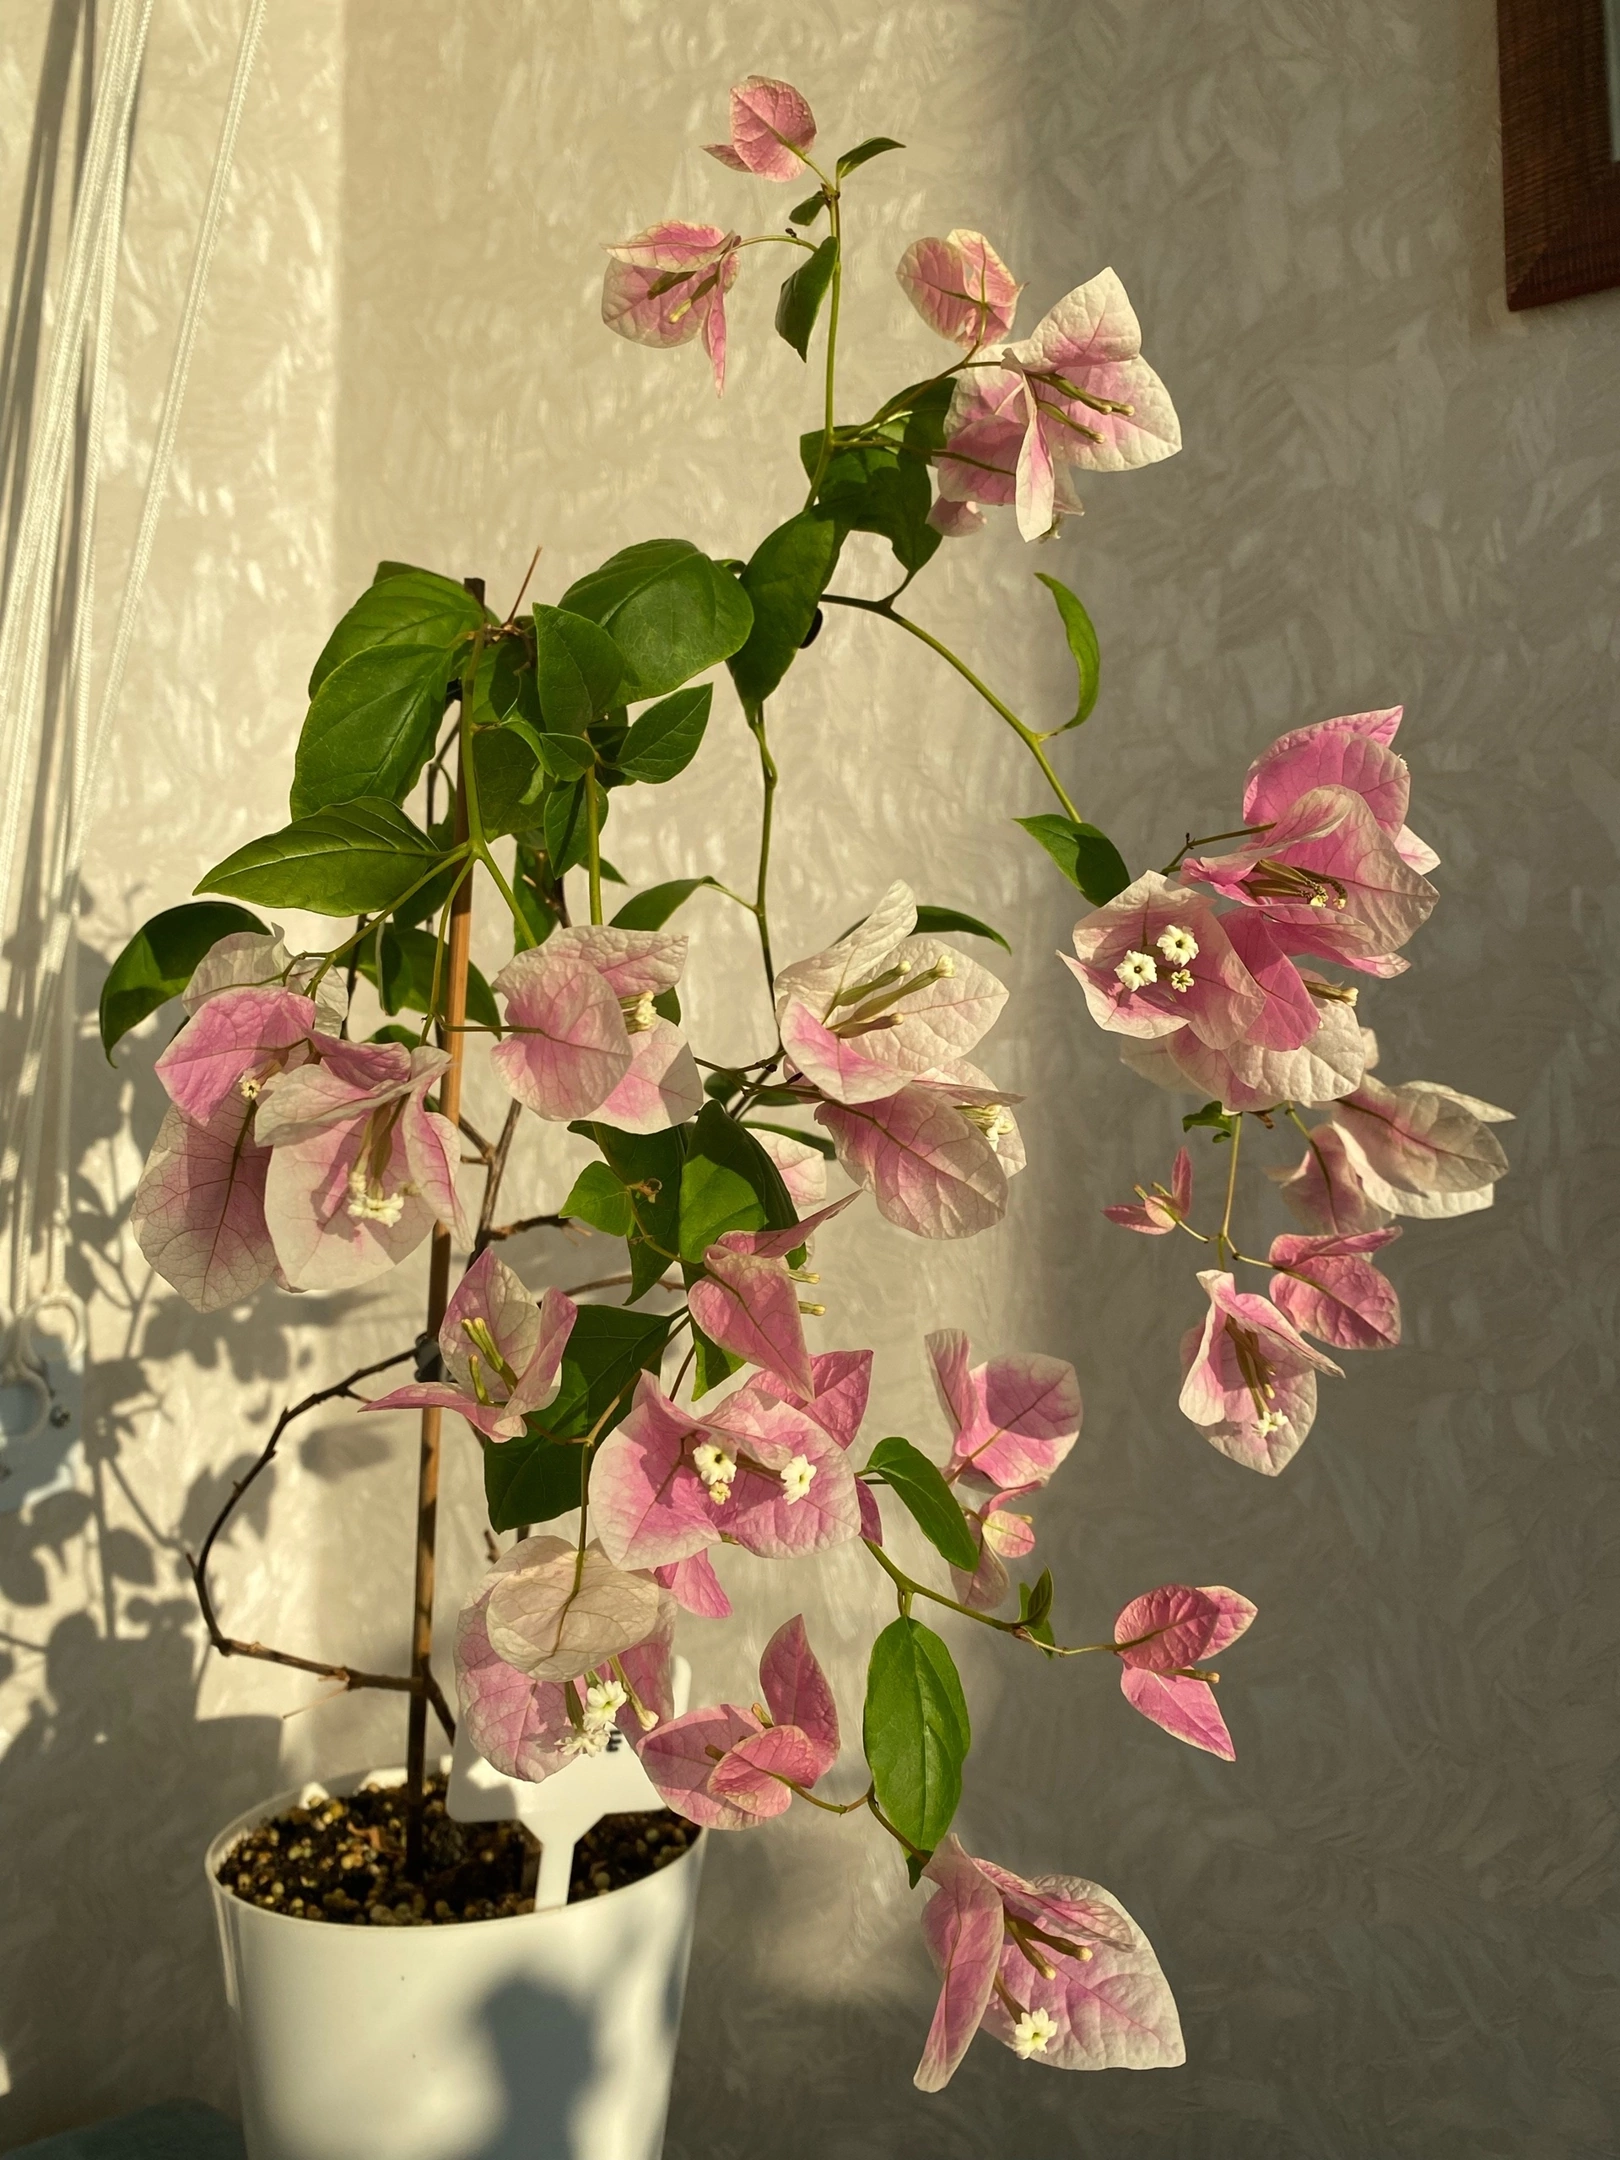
[103,72,1508,2088]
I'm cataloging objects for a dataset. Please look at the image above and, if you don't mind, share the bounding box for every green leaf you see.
[469,726,549,838]
[1017,1574,1056,1655]
[290,645,450,817]
[308,566,484,697]
[560,539,754,700]
[615,685,712,785]
[539,1303,674,1443]
[1015,814,1131,905]
[742,1119,837,1160]
[865,1437,978,1570]
[531,604,624,731]
[652,986,679,1025]
[357,923,498,1030]
[98,901,268,1058]
[501,718,595,783]
[198,801,448,916]
[678,1101,797,1264]
[542,779,591,877]
[728,513,844,707]
[787,189,827,227]
[836,136,904,179]
[862,1617,971,1856]
[610,877,720,932]
[775,236,838,360]
[574,1121,686,1300]
[484,1428,592,1533]
[911,905,1010,953]
[1183,1100,1240,1143]
[1034,572,1100,731]
[561,1161,634,1237]
[802,437,940,577]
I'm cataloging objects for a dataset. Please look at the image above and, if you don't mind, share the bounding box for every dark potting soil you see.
[216,1773,699,1926]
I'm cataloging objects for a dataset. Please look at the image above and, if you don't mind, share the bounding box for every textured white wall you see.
[2,1,1617,2152]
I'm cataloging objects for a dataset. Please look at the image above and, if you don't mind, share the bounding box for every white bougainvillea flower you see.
[896,229,1023,349]
[702,75,817,180]
[592,1373,862,1572]
[181,929,348,1032]
[1267,1119,1393,1234]
[817,1080,1022,1239]
[490,927,700,1134]
[1325,1076,1512,1219]
[639,1614,839,1828]
[915,1836,1177,2089]
[1241,707,1438,875]
[1113,1583,1257,1760]
[934,267,1179,540]
[1178,1269,1343,1474]
[481,1535,663,1686]
[776,883,1009,1105]
[455,1552,674,1783]
[601,222,742,394]
[927,1329,1082,1495]
[365,1247,578,1439]
[1104,1145,1193,1234]
[254,1040,468,1292]
[949,1495,1036,1611]
[1268,1228,1402,1351]
[155,983,321,1128]
[1116,969,1369,1114]
[686,1198,856,1400]
[750,1127,828,1209]
[1181,785,1437,974]
[1063,875,1274,1051]
[130,1094,276,1313]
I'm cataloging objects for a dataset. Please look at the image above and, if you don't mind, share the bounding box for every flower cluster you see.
[130,930,468,1309]
[1091,710,1509,1473]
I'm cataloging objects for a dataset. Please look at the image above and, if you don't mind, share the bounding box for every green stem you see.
[821,594,1081,821]
[1216,1116,1243,1267]
[804,195,843,506]
[585,769,603,927]
[747,704,778,997]
[307,851,471,996]
[861,1538,1023,1633]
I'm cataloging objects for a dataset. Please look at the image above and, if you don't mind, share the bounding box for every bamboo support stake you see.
[405,574,482,1874]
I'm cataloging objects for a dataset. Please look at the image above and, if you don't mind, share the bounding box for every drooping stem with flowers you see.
[106,74,1509,2086]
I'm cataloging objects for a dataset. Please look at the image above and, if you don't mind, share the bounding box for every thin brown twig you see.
[485,1211,574,1244]
[473,1100,524,1255]
[185,1350,456,1742]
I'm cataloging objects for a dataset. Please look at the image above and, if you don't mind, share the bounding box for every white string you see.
[2,0,269,1341]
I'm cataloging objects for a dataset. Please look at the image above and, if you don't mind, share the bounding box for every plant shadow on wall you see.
[0,934,412,2138]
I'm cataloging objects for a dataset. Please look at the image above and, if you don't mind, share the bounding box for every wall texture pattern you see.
[1,2,1617,2155]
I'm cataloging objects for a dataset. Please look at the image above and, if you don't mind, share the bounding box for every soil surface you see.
[217,1773,699,1926]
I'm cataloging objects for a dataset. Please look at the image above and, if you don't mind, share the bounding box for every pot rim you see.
[205,1760,704,1935]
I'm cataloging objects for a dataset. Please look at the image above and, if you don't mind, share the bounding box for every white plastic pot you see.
[207,1759,705,2160]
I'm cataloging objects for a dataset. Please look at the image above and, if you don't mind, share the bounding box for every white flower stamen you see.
[1169,967,1194,993]
[692,1442,736,1506]
[1114,950,1157,991]
[1012,2006,1059,2058]
[962,1102,1016,1142]
[582,1676,628,1731]
[238,1072,263,1101]
[1254,1408,1290,1436]
[345,1165,408,1225]
[621,990,658,1034]
[936,953,956,978]
[780,1455,816,1504]
[1156,924,1199,964]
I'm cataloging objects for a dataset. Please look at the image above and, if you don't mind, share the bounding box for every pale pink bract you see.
[702,76,817,181]
[365,1247,578,1439]
[601,222,741,394]
[896,229,1023,349]
[1178,1268,1342,1474]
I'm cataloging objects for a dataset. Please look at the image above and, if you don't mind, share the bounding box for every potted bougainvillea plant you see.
[104,74,1509,2160]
